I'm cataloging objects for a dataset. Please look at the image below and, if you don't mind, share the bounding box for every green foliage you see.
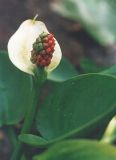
[48,58,78,82]
[80,58,107,73]
[1,0,116,156]
[0,51,34,126]
[34,140,116,160]
[52,0,116,45]
[19,134,48,147]
[36,74,116,141]
[2,50,116,159]
[101,65,116,76]
[0,51,78,126]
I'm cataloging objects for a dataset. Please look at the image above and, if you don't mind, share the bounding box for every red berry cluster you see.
[31,32,55,67]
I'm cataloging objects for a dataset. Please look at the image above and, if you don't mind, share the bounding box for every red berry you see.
[48,40,53,45]
[48,34,54,40]
[46,57,52,65]
[52,40,55,45]
[31,32,55,67]
[50,45,55,52]
[37,55,43,61]
[47,57,52,62]
[40,59,47,66]
[46,47,52,54]
[42,54,49,60]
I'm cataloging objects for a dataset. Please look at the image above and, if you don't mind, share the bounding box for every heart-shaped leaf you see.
[0,51,34,126]
[34,140,116,160]
[47,58,78,82]
[36,74,116,141]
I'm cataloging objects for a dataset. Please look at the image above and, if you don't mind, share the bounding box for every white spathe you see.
[8,19,62,75]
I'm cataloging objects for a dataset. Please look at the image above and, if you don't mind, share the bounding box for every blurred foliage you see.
[80,58,107,73]
[51,0,116,46]
[34,140,116,160]
[48,58,78,82]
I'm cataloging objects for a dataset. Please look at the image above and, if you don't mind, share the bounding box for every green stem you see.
[10,69,47,160]
[101,116,116,144]
[6,127,26,160]
[32,14,39,24]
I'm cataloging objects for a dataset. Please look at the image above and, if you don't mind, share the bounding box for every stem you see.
[10,69,47,160]
[32,14,38,24]
[6,126,26,160]
[101,116,116,144]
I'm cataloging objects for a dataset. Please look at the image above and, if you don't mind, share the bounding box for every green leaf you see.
[36,74,116,141]
[52,0,116,45]
[0,51,34,126]
[19,134,48,147]
[47,58,78,82]
[33,140,116,160]
[101,65,116,76]
[80,58,107,73]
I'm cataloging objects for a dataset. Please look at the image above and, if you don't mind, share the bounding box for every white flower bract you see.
[8,19,62,75]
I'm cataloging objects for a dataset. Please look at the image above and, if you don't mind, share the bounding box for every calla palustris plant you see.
[0,12,116,160]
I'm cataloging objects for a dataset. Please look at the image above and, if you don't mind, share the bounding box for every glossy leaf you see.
[47,58,78,82]
[0,51,34,126]
[34,140,116,160]
[36,74,116,141]
[51,0,116,45]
